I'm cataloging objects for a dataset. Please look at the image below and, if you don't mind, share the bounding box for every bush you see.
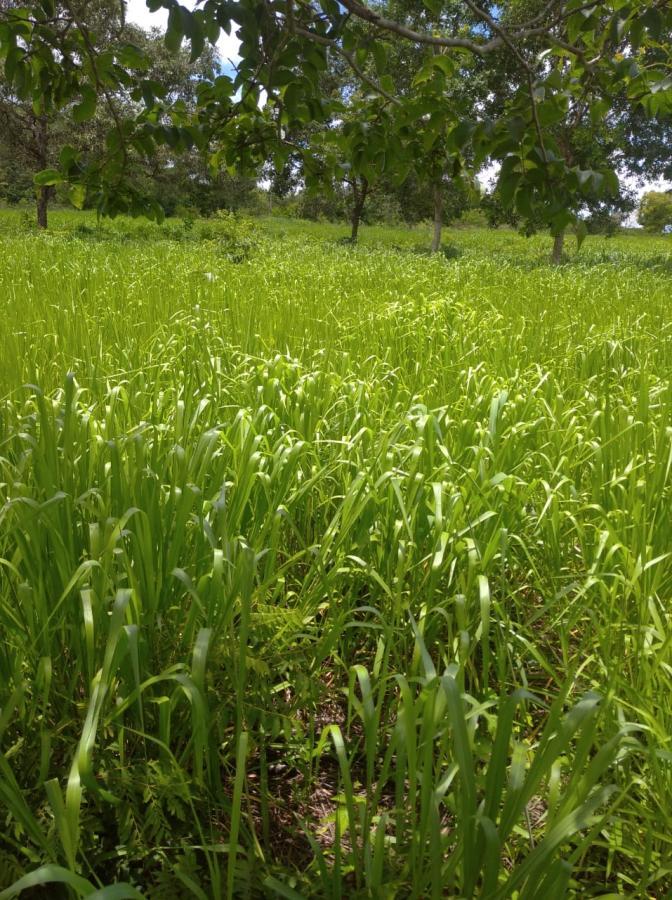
[209,210,259,262]
[174,204,198,230]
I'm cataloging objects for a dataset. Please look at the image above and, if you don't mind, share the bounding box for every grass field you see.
[0,210,671,898]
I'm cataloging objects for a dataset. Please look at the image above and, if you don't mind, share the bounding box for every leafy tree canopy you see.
[637,189,672,231]
[0,0,670,231]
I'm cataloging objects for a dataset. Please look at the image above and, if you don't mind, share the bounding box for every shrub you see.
[210,209,259,261]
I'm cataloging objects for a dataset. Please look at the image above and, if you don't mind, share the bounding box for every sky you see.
[125,0,669,225]
[125,0,241,67]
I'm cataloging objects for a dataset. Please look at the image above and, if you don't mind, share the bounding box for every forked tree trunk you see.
[350,176,369,243]
[430,180,443,252]
[551,230,565,264]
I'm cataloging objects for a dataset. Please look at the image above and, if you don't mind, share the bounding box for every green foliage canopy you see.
[637,189,672,231]
[0,0,670,230]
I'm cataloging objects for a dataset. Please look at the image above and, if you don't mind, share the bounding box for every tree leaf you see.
[34,169,62,186]
[72,85,97,123]
[165,5,184,52]
[68,184,86,210]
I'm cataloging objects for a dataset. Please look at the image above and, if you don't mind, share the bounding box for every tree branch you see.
[291,25,401,107]
[336,0,504,55]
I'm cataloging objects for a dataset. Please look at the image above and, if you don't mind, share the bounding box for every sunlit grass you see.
[0,212,671,897]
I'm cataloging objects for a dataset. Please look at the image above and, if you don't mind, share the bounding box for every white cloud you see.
[124,0,241,65]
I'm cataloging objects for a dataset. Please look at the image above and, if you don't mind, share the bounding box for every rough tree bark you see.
[350,176,369,243]
[430,180,444,252]
[36,186,49,229]
[551,230,565,264]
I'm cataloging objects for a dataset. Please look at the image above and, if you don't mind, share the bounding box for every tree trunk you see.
[35,114,49,229]
[430,180,443,252]
[36,186,49,229]
[551,230,565,264]
[350,177,368,243]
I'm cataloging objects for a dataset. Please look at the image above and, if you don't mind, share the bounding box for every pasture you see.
[0,212,671,897]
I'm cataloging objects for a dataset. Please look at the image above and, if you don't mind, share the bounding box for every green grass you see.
[0,210,671,897]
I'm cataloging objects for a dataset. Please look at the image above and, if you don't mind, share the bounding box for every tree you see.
[486,0,671,260]
[267,45,402,242]
[0,0,131,226]
[362,2,489,250]
[0,91,55,225]
[396,72,477,251]
[327,98,398,242]
[0,0,669,234]
[0,7,226,227]
[486,0,669,256]
[638,191,672,232]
